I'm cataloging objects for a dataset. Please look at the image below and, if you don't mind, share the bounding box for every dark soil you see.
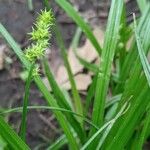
[0,0,138,149]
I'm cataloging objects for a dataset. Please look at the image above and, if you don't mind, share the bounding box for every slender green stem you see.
[27,0,33,11]
[43,58,72,110]
[0,106,98,130]
[54,24,83,122]
[43,0,50,10]
[20,64,34,141]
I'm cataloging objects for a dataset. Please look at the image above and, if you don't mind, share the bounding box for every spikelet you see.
[25,9,54,63]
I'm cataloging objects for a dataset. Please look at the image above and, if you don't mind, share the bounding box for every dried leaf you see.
[61,74,92,91]
[68,48,83,74]
[56,65,68,84]
[55,27,104,91]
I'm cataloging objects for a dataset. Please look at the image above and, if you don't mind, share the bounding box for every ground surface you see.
[0,0,138,149]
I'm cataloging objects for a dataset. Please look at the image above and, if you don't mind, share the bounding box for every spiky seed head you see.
[25,9,54,63]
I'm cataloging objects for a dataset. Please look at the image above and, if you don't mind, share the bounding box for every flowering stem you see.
[20,63,34,141]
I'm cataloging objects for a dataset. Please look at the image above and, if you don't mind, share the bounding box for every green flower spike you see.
[25,9,54,63]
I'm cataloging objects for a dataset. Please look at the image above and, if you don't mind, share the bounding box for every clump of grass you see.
[0,0,150,149]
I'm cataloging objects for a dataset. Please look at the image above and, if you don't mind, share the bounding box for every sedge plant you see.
[0,0,150,149]
[20,9,54,141]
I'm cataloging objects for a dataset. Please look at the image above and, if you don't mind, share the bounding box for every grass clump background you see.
[0,0,150,149]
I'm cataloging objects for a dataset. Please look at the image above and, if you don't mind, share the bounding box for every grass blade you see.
[137,109,150,150]
[103,85,150,149]
[43,58,72,110]
[90,0,124,136]
[47,134,67,150]
[133,13,150,149]
[0,116,30,150]
[0,106,98,130]
[20,64,34,141]
[84,76,97,116]
[82,102,128,150]
[81,121,111,150]
[105,94,122,109]
[102,14,150,146]
[55,24,84,122]
[0,135,7,149]
[27,0,33,11]
[71,27,82,49]
[96,102,129,149]
[136,0,147,14]
[133,13,150,86]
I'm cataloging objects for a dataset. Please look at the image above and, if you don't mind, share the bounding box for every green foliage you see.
[0,135,7,149]
[20,64,34,141]
[90,0,123,137]
[0,116,30,150]
[0,0,150,149]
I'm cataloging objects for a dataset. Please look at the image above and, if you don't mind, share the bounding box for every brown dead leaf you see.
[42,73,91,92]
[60,74,92,91]
[68,48,83,75]
[55,27,104,91]
[77,40,97,62]
[56,65,68,84]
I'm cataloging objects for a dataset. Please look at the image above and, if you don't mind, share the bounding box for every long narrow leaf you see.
[136,0,147,14]
[0,106,98,130]
[47,134,67,150]
[133,14,150,86]
[43,58,72,110]
[20,64,34,141]
[137,109,150,150]
[90,0,123,136]
[54,24,84,123]
[103,85,150,149]
[133,13,150,149]
[82,102,128,150]
[0,116,30,150]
